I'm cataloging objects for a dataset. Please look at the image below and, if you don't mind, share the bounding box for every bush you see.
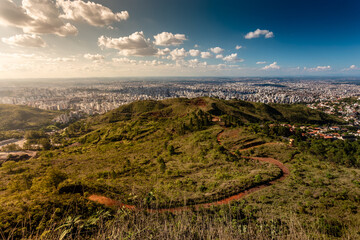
[317,216,344,237]
[31,168,68,193]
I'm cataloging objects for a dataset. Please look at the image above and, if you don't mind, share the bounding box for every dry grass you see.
[9,207,315,240]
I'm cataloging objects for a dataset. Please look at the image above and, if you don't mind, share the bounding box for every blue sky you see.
[0,0,359,78]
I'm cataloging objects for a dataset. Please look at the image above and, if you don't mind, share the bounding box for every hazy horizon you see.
[2,76,360,82]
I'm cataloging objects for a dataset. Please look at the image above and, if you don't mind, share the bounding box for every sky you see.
[0,0,360,78]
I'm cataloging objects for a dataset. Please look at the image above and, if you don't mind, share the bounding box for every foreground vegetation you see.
[0,98,359,239]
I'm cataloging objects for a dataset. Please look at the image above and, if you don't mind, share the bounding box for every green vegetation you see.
[0,130,24,141]
[0,105,62,150]
[270,103,342,124]
[0,104,60,131]
[298,138,360,168]
[0,97,358,239]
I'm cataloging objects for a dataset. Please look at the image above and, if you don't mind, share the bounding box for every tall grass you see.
[4,204,355,240]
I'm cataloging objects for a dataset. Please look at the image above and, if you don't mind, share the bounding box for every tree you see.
[25,130,46,141]
[40,138,52,150]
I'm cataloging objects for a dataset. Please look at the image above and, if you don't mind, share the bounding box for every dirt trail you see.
[88,129,290,213]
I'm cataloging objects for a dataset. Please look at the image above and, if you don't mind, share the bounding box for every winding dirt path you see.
[88,129,289,213]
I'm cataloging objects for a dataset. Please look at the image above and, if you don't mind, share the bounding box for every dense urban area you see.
[1,77,360,121]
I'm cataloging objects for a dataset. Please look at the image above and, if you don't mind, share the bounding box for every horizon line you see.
[1,75,360,81]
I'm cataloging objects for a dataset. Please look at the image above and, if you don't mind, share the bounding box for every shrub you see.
[317,216,345,237]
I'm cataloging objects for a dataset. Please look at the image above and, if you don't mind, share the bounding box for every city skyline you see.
[1,0,360,78]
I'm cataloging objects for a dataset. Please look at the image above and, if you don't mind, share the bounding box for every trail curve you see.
[88,129,289,212]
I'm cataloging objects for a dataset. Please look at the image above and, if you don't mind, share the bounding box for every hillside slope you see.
[0,104,60,131]
[1,97,357,240]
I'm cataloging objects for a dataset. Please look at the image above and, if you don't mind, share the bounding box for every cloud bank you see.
[2,34,46,47]
[0,0,128,36]
[58,0,129,27]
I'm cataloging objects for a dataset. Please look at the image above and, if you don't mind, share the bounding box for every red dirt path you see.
[88,129,290,213]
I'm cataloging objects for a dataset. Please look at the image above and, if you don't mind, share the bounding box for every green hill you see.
[0,98,358,240]
[93,97,341,125]
[0,104,60,131]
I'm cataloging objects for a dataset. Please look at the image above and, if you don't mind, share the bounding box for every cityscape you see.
[1,77,360,124]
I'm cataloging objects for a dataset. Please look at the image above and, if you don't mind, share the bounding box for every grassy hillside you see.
[90,97,342,126]
[0,104,60,131]
[0,97,357,239]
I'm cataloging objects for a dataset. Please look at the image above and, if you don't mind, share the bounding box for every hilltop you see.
[95,97,341,124]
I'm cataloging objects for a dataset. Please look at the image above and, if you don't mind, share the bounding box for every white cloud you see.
[262,62,280,70]
[2,34,46,47]
[57,0,129,27]
[194,44,199,48]
[153,32,187,46]
[188,49,200,57]
[245,29,274,39]
[157,48,171,56]
[98,31,158,56]
[188,59,199,65]
[112,57,137,64]
[0,0,78,36]
[305,65,331,72]
[216,54,223,59]
[84,53,104,62]
[210,47,224,54]
[169,48,187,60]
[223,53,244,62]
[342,65,359,71]
[186,59,207,68]
[256,61,266,64]
[235,45,243,50]
[201,51,212,59]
